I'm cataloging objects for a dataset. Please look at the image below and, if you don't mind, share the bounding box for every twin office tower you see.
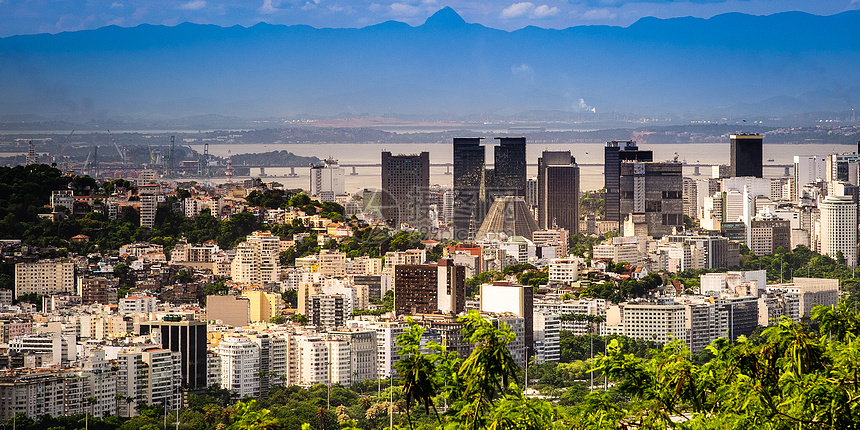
[452,137,580,240]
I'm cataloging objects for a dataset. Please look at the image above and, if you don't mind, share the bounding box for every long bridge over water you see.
[236,162,793,177]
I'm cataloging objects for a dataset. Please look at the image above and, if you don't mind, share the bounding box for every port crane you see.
[107,130,126,167]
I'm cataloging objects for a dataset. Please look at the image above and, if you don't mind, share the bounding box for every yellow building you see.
[241,290,283,323]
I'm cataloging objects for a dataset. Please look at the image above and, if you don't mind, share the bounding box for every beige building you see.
[318,249,347,278]
[206,295,251,327]
[15,259,75,298]
[231,231,282,285]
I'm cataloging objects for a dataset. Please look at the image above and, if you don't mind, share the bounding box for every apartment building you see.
[231,231,282,286]
[15,259,75,298]
[216,336,261,398]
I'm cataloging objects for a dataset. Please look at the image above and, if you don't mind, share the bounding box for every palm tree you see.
[393,319,440,429]
[457,310,520,430]
[86,396,98,430]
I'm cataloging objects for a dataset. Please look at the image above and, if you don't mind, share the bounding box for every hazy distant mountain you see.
[1,7,858,121]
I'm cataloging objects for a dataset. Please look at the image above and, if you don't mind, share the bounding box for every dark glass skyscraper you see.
[453,138,486,239]
[139,317,208,393]
[451,137,527,240]
[537,150,580,234]
[604,140,652,230]
[730,134,763,178]
[489,137,527,199]
[381,151,430,229]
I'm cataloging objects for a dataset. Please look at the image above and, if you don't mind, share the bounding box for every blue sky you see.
[0,0,857,37]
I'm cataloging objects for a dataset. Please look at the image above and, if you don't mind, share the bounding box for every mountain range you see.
[1,7,859,121]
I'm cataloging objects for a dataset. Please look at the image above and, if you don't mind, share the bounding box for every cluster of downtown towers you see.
[382,137,580,240]
[380,136,765,240]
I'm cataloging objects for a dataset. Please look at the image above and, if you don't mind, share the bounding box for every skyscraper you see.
[537,150,580,234]
[619,160,683,238]
[453,138,487,239]
[381,151,430,229]
[488,137,527,199]
[730,134,763,178]
[605,141,652,230]
[139,316,208,393]
[819,195,857,266]
[309,158,345,202]
[452,137,528,240]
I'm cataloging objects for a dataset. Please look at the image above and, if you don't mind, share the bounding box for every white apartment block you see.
[10,333,77,366]
[297,336,330,387]
[367,322,407,379]
[766,278,839,318]
[0,372,65,420]
[116,346,182,417]
[383,249,427,271]
[533,298,606,334]
[67,350,117,418]
[309,160,346,201]
[119,295,158,314]
[231,231,282,285]
[819,195,857,266]
[327,338,352,386]
[605,302,688,345]
[51,190,74,210]
[548,258,580,284]
[15,259,75,298]
[348,256,383,276]
[532,228,569,258]
[533,311,560,363]
[700,270,766,296]
[593,236,641,265]
[207,351,222,389]
[685,300,729,353]
[138,184,160,228]
[328,331,377,385]
[119,242,164,258]
[216,336,261,398]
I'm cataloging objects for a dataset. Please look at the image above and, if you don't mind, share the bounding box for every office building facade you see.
[537,150,580,234]
[381,151,430,229]
[605,140,653,230]
[619,161,684,238]
[138,317,208,392]
[452,137,487,239]
[730,134,763,178]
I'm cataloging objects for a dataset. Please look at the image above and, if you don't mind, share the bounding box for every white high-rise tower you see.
[819,195,857,266]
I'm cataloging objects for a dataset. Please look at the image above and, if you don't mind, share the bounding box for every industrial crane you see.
[107,130,125,167]
[55,129,74,172]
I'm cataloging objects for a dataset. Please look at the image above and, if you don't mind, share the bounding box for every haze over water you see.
[189,142,856,192]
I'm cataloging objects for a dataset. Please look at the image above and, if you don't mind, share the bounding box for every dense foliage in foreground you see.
[10,304,855,430]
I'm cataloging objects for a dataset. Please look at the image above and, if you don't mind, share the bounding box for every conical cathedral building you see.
[475,196,538,241]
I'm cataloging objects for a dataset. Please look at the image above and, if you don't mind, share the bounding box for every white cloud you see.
[530,4,559,18]
[390,2,421,16]
[301,0,320,11]
[369,3,382,12]
[581,8,616,20]
[502,2,534,19]
[177,0,206,11]
[511,63,532,75]
[259,0,280,14]
[110,2,124,9]
[502,2,558,19]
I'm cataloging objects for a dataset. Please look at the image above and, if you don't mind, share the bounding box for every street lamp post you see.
[389,373,394,430]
